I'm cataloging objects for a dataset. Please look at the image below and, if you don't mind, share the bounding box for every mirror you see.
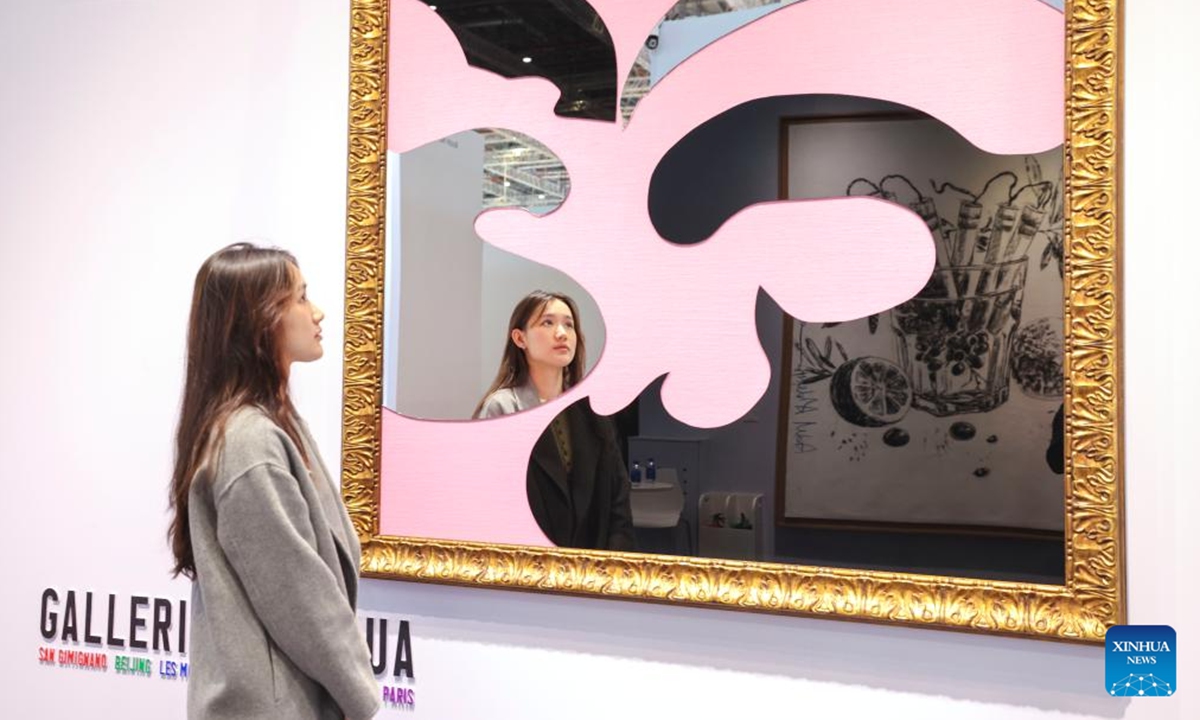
[383,130,609,421]
[343,0,1123,641]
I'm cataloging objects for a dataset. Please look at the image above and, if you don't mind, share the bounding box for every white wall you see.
[0,1,1194,719]
[384,134,606,420]
[390,134,485,419]
[0,0,354,714]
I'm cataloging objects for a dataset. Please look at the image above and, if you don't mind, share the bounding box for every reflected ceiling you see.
[418,0,796,209]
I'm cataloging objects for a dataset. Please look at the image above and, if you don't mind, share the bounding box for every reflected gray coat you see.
[187,407,380,720]
[476,383,541,419]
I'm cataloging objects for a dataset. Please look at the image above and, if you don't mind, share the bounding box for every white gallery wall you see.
[0,0,1195,718]
[390,133,485,419]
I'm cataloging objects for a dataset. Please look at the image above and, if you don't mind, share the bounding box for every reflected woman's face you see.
[513,299,576,371]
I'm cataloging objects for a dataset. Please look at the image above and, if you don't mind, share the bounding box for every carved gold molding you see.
[342,0,1123,642]
[342,0,388,541]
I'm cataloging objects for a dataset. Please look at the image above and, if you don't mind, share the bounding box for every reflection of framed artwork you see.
[341,0,1124,643]
[776,114,1065,536]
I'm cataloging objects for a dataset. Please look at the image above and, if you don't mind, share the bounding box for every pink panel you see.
[388,0,1064,158]
[388,1,564,155]
[380,407,552,546]
[379,0,1064,542]
[627,0,1065,159]
[476,196,934,427]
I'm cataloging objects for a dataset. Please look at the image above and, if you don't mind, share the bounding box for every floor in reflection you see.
[632,524,1064,584]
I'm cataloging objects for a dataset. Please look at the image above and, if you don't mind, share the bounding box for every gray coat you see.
[187,407,380,720]
[477,382,541,418]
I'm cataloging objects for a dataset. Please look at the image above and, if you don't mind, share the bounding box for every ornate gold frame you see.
[341,0,1122,642]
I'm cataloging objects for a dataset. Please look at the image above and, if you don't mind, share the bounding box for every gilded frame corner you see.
[341,0,1123,642]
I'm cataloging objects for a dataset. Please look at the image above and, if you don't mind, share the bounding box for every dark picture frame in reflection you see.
[342,0,1123,643]
[775,114,1066,568]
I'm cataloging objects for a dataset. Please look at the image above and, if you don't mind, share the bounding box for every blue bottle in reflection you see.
[645,457,656,482]
[630,461,642,484]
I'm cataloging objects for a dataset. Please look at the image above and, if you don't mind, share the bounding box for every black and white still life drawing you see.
[778,116,1065,533]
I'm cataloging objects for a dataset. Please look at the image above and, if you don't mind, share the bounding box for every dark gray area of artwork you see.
[642,94,1065,584]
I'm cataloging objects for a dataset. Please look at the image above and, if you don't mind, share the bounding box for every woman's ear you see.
[510,327,526,350]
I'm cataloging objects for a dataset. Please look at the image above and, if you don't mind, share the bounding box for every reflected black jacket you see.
[526,398,635,552]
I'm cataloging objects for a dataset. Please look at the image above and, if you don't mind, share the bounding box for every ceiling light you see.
[503,180,511,187]
[429,4,437,10]
[522,57,533,64]
[538,194,547,200]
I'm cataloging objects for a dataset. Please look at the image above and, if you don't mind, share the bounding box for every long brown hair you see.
[168,242,308,578]
[474,290,587,417]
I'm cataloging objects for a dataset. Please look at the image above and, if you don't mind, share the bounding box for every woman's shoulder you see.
[218,406,298,474]
[478,384,543,418]
[224,405,281,438]
[477,388,521,419]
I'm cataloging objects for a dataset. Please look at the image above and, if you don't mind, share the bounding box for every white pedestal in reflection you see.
[698,492,763,561]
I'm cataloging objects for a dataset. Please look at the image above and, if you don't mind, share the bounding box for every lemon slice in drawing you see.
[829,356,912,427]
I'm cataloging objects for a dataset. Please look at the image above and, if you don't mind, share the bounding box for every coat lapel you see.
[531,425,570,498]
[520,382,573,498]
[298,423,358,602]
[566,405,599,528]
[512,382,540,412]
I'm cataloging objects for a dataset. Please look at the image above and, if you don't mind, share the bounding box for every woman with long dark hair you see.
[474,290,588,417]
[167,243,379,720]
[475,290,634,551]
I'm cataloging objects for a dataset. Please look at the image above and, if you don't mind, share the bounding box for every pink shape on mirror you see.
[476,196,934,428]
[377,0,1066,543]
[380,407,553,546]
[389,0,563,155]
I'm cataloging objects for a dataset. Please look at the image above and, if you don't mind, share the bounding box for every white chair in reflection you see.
[630,468,689,554]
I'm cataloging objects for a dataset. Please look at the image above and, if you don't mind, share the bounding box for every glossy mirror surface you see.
[343,0,1123,642]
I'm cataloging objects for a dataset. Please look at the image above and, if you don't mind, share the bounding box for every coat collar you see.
[529,402,601,519]
[530,428,569,497]
[511,381,541,412]
[296,422,359,599]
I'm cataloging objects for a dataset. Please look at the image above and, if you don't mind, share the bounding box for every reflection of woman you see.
[475,291,634,551]
[167,244,379,720]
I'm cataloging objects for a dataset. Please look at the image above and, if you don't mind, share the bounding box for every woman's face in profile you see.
[515,299,576,370]
[280,266,326,366]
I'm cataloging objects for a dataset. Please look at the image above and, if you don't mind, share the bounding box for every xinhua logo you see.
[1105,625,1176,697]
